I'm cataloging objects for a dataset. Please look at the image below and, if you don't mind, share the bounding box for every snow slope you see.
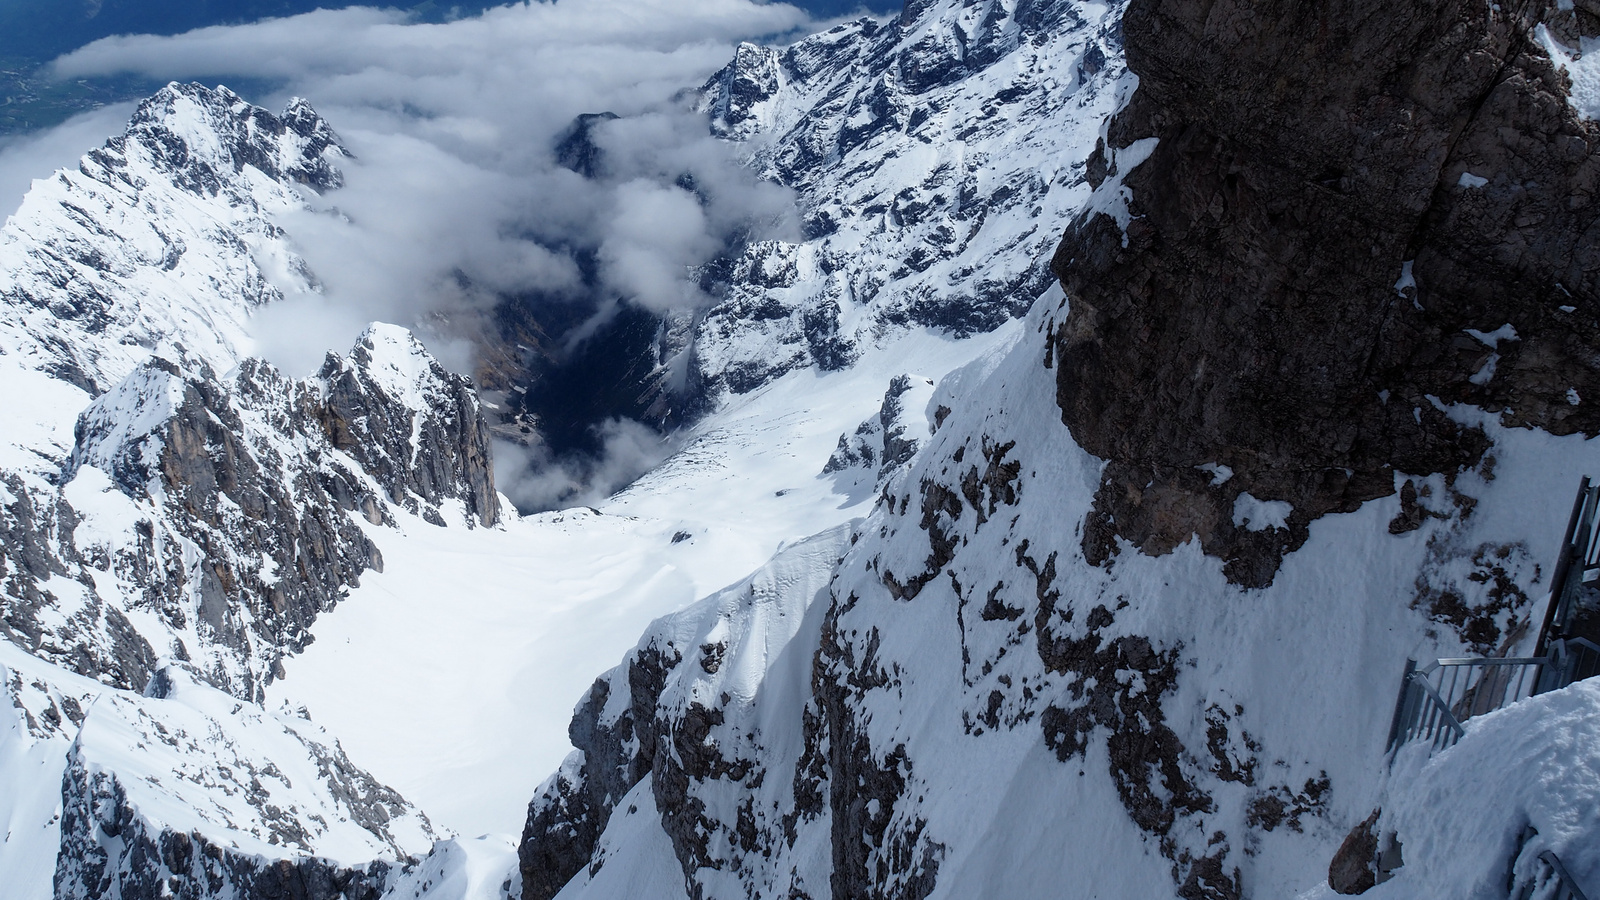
[264,324,1017,838]
[516,285,1600,899]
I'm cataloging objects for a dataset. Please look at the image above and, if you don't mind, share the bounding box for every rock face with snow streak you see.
[55,324,497,701]
[511,3,1600,897]
[0,82,364,698]
[689,0,1126,396]
[1050,0,1600,587]
[518,525,851,900]
[520,284,1591,900]
[53,665,434,900]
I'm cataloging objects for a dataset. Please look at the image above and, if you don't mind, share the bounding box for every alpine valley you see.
[2,1,1599,900]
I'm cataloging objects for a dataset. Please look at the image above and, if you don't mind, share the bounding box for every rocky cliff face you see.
[54,324,497,702]
[685,0,1126,395]
[0,82,352,697]
[0,83,500,900]
[0,83,500,704]
[512,2,1600,899]
[1050,0,1600,586]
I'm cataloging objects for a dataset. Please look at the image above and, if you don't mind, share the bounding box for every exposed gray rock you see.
[823,373,936,501]
[53,664,432,900]
[0,472,158,691]
[59,324,497,700]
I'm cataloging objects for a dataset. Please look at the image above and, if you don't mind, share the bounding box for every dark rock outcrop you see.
[64,324,497,700]
[316,326,500,528]
[1328,810,1381,894]
[517,647,676,900]
[55,759,394,900]
[1051,0,1600,585]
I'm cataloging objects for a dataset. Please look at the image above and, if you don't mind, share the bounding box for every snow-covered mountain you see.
[0,83,497,900]
[507,1,1600,899]
[3,0,1600,897]
[688,0,1124,394]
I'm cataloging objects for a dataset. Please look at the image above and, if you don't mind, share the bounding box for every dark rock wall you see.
[1051,0,1600,585]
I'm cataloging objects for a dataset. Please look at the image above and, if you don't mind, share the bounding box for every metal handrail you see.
[1537,477,1600,656]
[1540,850,1593,900]
[1388,655,1548,755]
[1523,845,1600,896]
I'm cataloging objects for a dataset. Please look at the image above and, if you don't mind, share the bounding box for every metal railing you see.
[1536,477,1600,657]
[1387,656,1547,753]
[1511,850,1592,900]
[1387,639,1600,756]
[1388,477,1600,758]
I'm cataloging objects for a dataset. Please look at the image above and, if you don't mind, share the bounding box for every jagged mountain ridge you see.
[0,83,502,900]
[1,0,1597,897]
[686,0,1125,397]
[0,81,339,398]
[0,83,498,703]
[60,324,497,701]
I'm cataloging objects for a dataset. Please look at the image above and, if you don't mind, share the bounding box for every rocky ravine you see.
[1051,0,1600,587]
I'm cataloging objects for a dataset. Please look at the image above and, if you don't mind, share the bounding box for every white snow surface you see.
[1540,25,1600,121]
[535,286,1600,899]
[1368,678,1600,900]
[550,777,688,900]
[69,664,436,864]
[0,640,106,900]
[264,323,1016,837]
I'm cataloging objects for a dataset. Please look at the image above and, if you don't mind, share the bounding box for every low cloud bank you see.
[494,418,677,513]
[48,0,808,372]
[35,0,815,504]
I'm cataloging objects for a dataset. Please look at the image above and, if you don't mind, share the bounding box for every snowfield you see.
[263,323,1018,837]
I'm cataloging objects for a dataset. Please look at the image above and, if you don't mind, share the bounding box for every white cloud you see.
[0,103,138,220]
[493,417,676,512]
[27,0,814,503]
[45,0,810,375]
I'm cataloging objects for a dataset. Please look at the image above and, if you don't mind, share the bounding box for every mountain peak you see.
[123,81,348,194]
